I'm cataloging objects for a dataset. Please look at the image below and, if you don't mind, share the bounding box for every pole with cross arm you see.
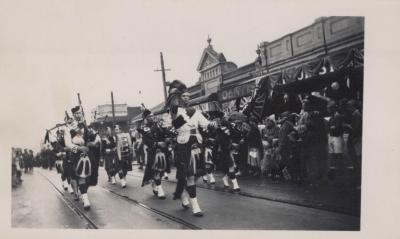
[154,52,171,104]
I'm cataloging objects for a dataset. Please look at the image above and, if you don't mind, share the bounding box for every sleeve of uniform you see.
[142,127,156,148]
[172,107,188,130]
[64,126,77,150]
[172,115,186,129]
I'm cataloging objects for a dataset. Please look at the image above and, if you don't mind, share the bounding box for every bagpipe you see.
[203,137,216,167]
[55,151,67,174]
[72,94,92,180]
[152,141,168,173]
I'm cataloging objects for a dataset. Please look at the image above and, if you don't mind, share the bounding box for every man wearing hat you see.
[201,111,224,185]
[102,126,118,184]
[87,126,102,187]
[64,106,93,210]
[166,80,217,217]
[215,115,241,191]
[54,128,74,193]
[138,109,168,199]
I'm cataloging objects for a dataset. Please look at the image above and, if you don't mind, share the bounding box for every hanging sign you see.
[219,83,256,102]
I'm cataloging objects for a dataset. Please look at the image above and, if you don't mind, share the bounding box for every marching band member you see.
[166,80,217,217]
[53,129,74,193]
[102,127,118,184]
[64,106,96,210]
[139,109,168,199]
[115,125,133,188]
[201,113,222,185]
[87,127,101,187]
[216,115,241,192]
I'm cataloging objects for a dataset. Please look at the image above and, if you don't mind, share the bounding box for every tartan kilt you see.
[104,150,118,175]
[62,153,74,181]
[142,147,156,186]
[174,136,205,179]
[117,153,133,172]
[87,150,99,186]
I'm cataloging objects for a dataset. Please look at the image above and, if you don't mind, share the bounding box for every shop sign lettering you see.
[219,83,255,102]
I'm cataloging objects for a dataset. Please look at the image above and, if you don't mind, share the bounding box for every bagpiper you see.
[138,109,168,199]
[201,112,222,185]
[102,127,118,184]
[166,80,217,217]
[215,113,242,192]
[86,126,101,187]
[64,106,97,210]
[53,128,74,194]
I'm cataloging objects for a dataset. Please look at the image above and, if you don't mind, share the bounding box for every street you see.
[12,167,360,230]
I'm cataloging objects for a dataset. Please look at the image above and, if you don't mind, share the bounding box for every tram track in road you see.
[36,169,359,230]
[97,186,202,230]
[39,170,201,229]
[38,171,99,229]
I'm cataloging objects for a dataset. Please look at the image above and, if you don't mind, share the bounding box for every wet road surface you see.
[12,167,360,230]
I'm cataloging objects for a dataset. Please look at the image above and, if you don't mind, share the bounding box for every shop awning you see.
[188,92,218,106]
[273,67,362,94]
[236,74,267,87]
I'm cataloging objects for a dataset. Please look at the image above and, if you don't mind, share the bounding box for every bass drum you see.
[118,133,133,171]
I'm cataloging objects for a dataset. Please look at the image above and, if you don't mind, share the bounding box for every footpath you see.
[129,165,361,216]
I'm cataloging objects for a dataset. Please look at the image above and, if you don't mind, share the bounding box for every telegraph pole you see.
[111,91,116,130]
[154,52,171,103]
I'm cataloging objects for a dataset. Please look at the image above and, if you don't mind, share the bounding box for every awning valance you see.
[273,67,362,94]
[265,48,364,89]
[188,92,218,106]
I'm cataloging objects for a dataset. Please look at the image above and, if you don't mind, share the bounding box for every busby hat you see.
[71,106,80,114]
[168,80,187,94]
[213,111,225,119]
[142,109,151,119]
[165,80,188,114]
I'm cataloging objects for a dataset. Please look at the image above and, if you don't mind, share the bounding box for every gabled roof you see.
[196,46,227,72]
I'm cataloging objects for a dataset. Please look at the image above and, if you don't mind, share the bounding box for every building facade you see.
[91,104,142,132]
[149,16,364,123]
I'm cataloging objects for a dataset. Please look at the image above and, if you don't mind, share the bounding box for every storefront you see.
[245,47,364,120]
[218,75,265,114]
[269,47,364,97]
[188,92,220,111]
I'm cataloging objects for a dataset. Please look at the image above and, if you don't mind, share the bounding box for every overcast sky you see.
[0,0,381,152]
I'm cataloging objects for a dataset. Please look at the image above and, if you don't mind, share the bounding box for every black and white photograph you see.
[2,0,400,238]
